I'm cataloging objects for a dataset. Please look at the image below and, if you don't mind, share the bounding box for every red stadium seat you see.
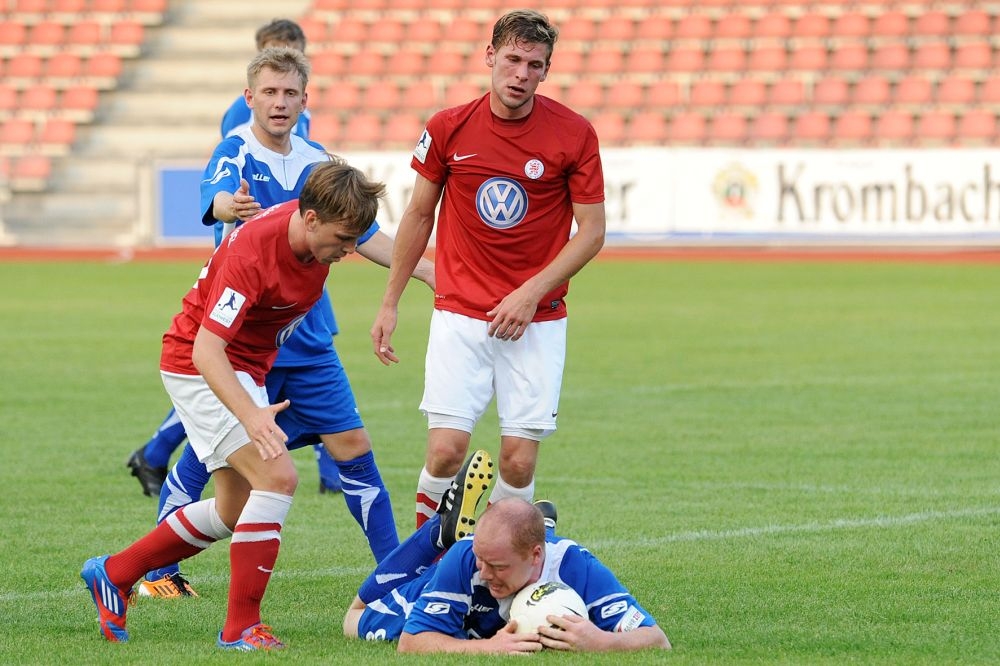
[646,80,681,108]
[347,50,385,78]
[109,21,145,55]
[894,76,932,106]
[0,20,28,49]
[407,18,443,45]
[832,110,872,144]
[589,110,626,144]
[936,76,975,106]
[6,53,43,80]
[21,85,58,114]
[0,119,35,154]
[307,114,339,144]
[0,84,17,118]
[565,80,604,111]
[673,15,711,42]
[912,41,950,70]
[830,12,869,39]
[789,45,827,71]
[311,51,346,79]
[915,110,955,144]
[667,111,706,143]
[979,75,1000,104]
[813,76,850,108]
[39,118,76,153]
[559,17,596,43]
[853,75,891,107]
[954,10,992,38]
[46,52,83,80]
[748,45,787,72]
[830,43,869,71]
[447,18,486,45]
[793,13,829,41]
[707,46,747,73]
[627,46,665,74]
[627,111,669,144]
[367,18,405,45]
[604,81,644,110]
[749,112,789,144]
[84,53,123,85]
[444,81,486,107]
[600,16,635,43]
[871,11,909,40]
[768,79,805,108]
[11,155,51,188]
[296,17,328,44]
[385,48,426,78]
[872,43,910,71]
[954,42,992,70]
[913,11,950,38]
[664,46,703,73]
[715,14,751,42]
[793,111,831,143]
[729,79,766,108]
[91,0,127,12]
[329,19,368,44]
[876,109,914,143]
[363,81,400,111]
[710,112,748,144]
[382,113,424,147]
[400,80,439,113]
[588,47,625,76]
[319,81,361,111]
[690,80,726,108]
[339,113,382,148]
[60,85,99,120]
[28,21,66,52]
[957,110,996,142]
[635,15,673,42]
[754,13,792,42]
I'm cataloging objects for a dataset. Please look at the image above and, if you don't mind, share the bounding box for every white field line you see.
[4,506,997,603]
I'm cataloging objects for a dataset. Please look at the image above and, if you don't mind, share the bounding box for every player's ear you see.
[485,44,495,68]
[243,87,253,107]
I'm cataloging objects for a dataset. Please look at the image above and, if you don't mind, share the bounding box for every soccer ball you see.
[508,580,587,635]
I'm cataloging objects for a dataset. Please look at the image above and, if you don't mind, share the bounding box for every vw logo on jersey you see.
[476,177,528,229]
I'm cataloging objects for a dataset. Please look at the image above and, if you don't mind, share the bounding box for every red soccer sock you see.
[221,491,292,642]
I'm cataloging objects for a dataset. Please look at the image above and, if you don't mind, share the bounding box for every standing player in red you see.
[370,10,606,531]
[82,160,386,651]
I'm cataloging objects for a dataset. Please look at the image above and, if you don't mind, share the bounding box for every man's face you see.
[247,67,307,140]
[473,528,542,599]
[486,39,550,118]
[303,211,362,265]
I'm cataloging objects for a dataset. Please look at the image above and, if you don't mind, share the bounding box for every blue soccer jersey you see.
[220,94,311,140]
[357,534,658,642]
[200,126,377,366]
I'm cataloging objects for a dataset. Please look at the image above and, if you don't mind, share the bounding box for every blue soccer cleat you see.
[81,555,131,642]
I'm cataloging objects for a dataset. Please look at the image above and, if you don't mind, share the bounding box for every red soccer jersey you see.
[412,93,604,322]
[160,200,328,384]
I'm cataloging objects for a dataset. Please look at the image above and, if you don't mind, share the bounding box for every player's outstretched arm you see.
[538,614,670,652]
[398,623,542,655]
[212,178,262,223]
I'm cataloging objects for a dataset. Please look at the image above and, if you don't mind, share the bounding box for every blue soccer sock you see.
[357,513,442,604]
[337,451,400,563]
[143,407,187,468]
[146,444,212,581]
[316,444,342,491]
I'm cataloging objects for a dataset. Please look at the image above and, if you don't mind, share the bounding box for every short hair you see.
[255,18,306,51]
[480,499,546,556]
[246,46,310,92]
[491,10,559,63]
[299,157,385,237]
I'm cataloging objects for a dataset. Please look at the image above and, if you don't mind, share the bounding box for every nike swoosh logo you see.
[271,303,298,310]
[375,572,408,584]
[453,152,477,161]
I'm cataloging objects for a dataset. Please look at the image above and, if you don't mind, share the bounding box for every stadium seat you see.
[666,111,705,144]
[589,110,625,144]
[913,11,950,38]
[46,52,83,80]
[953,10,991,38]
[978,75,1000,105]
[400,80,439,113]
[444,81,486,107]
[793,13,829,41]
[84,53,122,87]
[875,109,914,143]
[66,21,104,51]
[28,21,65,53]
[38,118,76,153]
[793,111,831,143]
[91,0,127,12]
[588,47,626,77]
[627,46,666,75]
[872,42,910,71]
[559,17,596,43]
[550,48,584,76]
[406,18,443,45]
[954,42,992,70]
[673,15,711,42]
[385,48,426,78]
[382,112,424,147]
[894,76,933,106]
[912,41,950,70]
[0,20,28,51]
[664,46,702,73]
[11,155,51,190]
[447,18,485,45]
[347,51,385,78]
[690,79,726,108]
[853,75,891,107]
[830,12,869,39]
[59,85,99,120]
[715,14,751,42]
[21,84,58,115]
[957,110,997,142]
[12,0,47,15]
[565,80,604,111]
[109,20,145,56]
[707,46,747,73]
[604,80,644,110]
[296,16,327,44]
[646,79,681,108]
[789,45,827,71]
[635,15,673,42]
[368,18,406,46]
[319,81,361,111]
[329,18,368,44]
[311,51,346,79]
[0,85,17,119]
[871,11,909,40]
[768,79,805,108]
[832,110,872,144]
[600,16,635,43]
[629,110,670,144]
[830,43,869,71]
[748,45,787,72]
[307,114,339,144]
[0,119,35,155]
[936,76,975,107]
[915,110,955,144]
[425,48,469,77]
[754,13,792,42]
[813,76,849,108]
[729,78,766,108]
[339,113,382,148]
[749,111,789,144]
[6,53,43,81]
[128,0,168,18]
[363,81,400,111]
[710,112,748,144]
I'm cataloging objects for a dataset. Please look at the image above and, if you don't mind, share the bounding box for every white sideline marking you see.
[5,507,997,603]
[587,506,1000,549]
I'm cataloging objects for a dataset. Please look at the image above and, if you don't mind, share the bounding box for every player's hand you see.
[537,614,606,652]
[488,620,543,655]
[231,178,262,221]
[370,306,399,365]
[486,288,536,341]
[244,400,290,461]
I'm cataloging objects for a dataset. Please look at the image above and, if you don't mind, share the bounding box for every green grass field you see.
[1,255,997,665]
